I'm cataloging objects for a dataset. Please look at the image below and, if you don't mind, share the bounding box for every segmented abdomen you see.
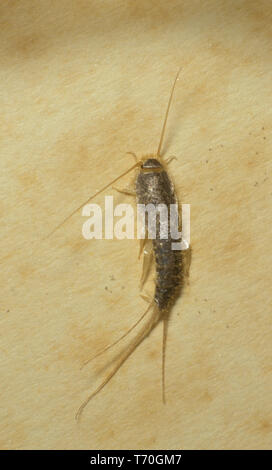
[136,168,182,312]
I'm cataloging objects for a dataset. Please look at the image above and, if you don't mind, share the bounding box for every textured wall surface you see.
[0,0,271,449]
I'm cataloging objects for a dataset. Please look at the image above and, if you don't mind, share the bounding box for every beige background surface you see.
[0,0,271,450]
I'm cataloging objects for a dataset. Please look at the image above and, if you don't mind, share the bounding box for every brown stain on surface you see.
[16,169,38,190]
[17,263,35,280]
[51,132,98,189]
[12,33,45,58]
